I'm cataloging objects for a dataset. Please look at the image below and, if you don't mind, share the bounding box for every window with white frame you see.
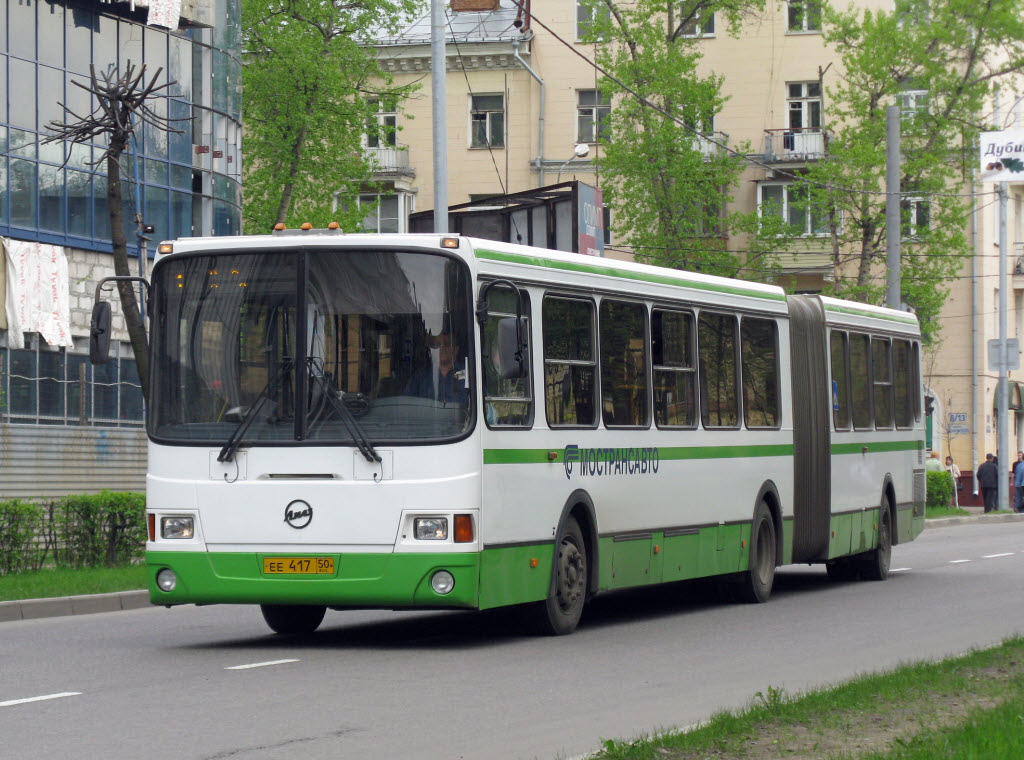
[576,0,611,40]
[470,94,505,148]
[679,8,715,36]
[901,196,929,239]
[366,98,397,149]
[0,336,144,426]
[788,82,822,132]
[787,0,821,31]
[759,182,830,236]
[900,89,929,122]
[577,90,611,143]
[359,194,405,234]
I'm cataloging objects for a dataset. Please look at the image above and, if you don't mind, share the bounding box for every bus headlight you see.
[414,517,448,540]
[156,568,177,592]
[431,570,455,595]
[161,516,194,539]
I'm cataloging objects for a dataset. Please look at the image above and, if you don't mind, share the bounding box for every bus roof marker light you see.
[327,221,340,230]
[301,223,313,230]
[273,223,286,231]
[158,243,174,254]
[441,237,459,249]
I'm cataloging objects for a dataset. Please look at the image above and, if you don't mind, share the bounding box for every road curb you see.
[3,513,1023,623]
[0,590,151,623]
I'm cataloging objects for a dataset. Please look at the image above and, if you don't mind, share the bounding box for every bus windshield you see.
[149,248,473,445]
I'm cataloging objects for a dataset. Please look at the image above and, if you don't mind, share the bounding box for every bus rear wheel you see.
[260,604,326,635]
[736,501,776,603]
[859,503,892,581]
[532,516,588,635]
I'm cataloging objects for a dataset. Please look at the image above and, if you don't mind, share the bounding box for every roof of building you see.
[372,0,528,46]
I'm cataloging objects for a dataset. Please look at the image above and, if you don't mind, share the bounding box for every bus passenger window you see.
[652,309,696,428]
[483,286,533,427]
[599,300,649,427]
[850,333,872,429]
[872,338,893,428]
[741,317,780,428]
[698,312,739,428]
[893,339,913,428]
[830,331,851,430]
[543,297,596,426]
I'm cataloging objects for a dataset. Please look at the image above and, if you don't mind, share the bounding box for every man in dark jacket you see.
[977,453,999,513]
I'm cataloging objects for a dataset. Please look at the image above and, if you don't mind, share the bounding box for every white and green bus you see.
[124,230,925,635]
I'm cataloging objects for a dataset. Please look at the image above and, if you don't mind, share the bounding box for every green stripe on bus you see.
[484,443,794,465]
[474,248,786,302]
[823,304,919,325]
[831,440,923,455]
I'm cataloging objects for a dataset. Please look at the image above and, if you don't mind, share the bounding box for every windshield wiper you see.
[306,359,381,464]
[217,359,294,463]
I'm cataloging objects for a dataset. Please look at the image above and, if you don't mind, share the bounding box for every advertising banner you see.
[980,129,1024,183]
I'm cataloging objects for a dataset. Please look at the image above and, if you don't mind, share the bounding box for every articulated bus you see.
[128,230,925,635]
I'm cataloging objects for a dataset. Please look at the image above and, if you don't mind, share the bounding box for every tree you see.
[806,0,1024,341]
[44,63,182,401]
[581,0,789,279]
[242,0,423,233]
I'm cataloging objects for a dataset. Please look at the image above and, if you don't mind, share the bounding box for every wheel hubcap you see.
[556,539,585,613]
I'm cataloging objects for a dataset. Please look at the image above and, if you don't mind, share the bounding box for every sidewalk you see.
[3,510,1024,623]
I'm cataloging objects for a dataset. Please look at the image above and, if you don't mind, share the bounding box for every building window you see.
[359,194,402,233]
[0,336,144,426]
[679,9,715,37]
[759,182,830,236]
[577,90,611,143]
[788,82,822,133]
[576,0,610,40]
[787,0,821,31]
[470,94,505,149]
[901,196,930,239]
[366,98,397,149]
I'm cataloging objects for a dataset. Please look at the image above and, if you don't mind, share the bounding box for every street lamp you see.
[557,143,591,183]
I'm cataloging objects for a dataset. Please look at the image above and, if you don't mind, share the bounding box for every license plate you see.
[262,557,335,575]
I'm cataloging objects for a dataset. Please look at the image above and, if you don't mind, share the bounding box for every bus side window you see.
[893,339,913,428]
[741,316,780,428]
[599,300,650,427]
[652,309,696,428]
[698,311,740,428]
[543,297,597,427]
[872,337,893,429]
[830,331,851,430]
[483,287,533,427]
[850,333,872,430]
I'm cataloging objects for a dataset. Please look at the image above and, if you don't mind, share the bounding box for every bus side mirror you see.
[89,301,112,365]
[495,316,528,379]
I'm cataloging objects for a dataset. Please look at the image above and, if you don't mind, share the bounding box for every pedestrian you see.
[1016,453,1024,513]
[945,455,961,507]
[977,453,999,513]
[925,451,943,472]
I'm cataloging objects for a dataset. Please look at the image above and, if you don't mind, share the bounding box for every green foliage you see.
[53,491,147,568]
[581,0,786,278]
[926,470,954,508]
[0,565,148,602]
[807,0,1024,342]
[241,0,424,232]
[0,499,46,574]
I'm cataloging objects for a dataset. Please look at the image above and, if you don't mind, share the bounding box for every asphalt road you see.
[3,520,1024,760]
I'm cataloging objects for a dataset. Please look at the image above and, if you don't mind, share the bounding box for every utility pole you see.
[998,180,1009,511]
[431,0,448,234]
[885,105,901,309]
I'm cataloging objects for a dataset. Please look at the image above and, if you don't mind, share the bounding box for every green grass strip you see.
[0,565,148,601]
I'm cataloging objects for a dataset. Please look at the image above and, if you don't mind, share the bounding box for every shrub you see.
[926,470,954,508]
[53,491,146,568]
[0,499,46,574]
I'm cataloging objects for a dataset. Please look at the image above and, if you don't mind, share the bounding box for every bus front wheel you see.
[260,604,326,635]
[532,516,588,635]
[736,501,776,603]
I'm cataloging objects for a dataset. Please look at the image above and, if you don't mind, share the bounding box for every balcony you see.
[692,131,729,158]
[763,128,827,162]
[365,145,415,178]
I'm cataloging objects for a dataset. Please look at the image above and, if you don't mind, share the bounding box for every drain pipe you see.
[512,38,545,186]
[971,164,979,495]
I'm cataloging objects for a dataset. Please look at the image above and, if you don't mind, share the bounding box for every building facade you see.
[0,0,242,498]
[372,0,1024,499]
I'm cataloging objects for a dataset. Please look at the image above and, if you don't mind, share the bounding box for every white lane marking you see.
[225,659,299,670]
[0,692,81,708]
[891,567,911,572]
[982,552,1014,559]
[949,559,972,564]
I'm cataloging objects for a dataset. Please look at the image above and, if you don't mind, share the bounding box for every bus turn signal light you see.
[148,513,156,542]
[454,514,474,543]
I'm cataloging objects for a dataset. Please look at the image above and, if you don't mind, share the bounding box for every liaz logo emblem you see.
[284,500,313,529]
